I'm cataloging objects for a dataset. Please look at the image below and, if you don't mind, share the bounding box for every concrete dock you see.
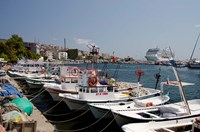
[5,75,55,132]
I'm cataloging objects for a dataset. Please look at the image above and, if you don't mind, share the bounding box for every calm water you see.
[27,63,200,132]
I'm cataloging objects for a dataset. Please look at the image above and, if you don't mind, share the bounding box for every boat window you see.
[71,78,78,83]
[64,78,70,83]
[107,86,113,92]
[138,112,152,118]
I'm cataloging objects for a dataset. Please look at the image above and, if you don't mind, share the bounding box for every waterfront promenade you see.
[4,75,55,132]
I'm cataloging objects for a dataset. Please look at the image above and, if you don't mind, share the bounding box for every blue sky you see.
[1,0,200,60]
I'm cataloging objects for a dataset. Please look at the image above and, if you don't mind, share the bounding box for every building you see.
[24,42,40,54]
[58,51,68,60]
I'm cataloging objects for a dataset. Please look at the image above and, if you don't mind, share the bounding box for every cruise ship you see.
[145,48,168,62]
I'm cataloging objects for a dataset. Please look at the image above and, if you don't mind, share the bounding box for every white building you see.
[58,51,68,60]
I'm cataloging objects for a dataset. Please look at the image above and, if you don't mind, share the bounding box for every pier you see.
[3,75,55,132]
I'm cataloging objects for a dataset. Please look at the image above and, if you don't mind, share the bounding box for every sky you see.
[1,0,200,60]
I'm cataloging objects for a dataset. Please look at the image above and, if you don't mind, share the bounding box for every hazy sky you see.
[1,0,200,60]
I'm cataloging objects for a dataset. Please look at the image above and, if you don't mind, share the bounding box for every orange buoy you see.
[146,102,153,107]
[88,75,98,87]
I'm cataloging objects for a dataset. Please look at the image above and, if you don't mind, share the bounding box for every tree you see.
[2,34,41,63]
[6,34,26,59]
[68,49,78,60]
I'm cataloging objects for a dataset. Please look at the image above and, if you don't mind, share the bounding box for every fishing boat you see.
[43,66,81,101]
[88,93,170,119]
[25,77,57,89]
[24,66,60,89]
[59,45,162,111]
[122,116,195,132]
[59,80,161,111]
[88,69,168,119]
[111,53,200,127]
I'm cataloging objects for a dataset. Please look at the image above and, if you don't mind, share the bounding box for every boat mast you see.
[189,32,200,62]
[169,47,191,115]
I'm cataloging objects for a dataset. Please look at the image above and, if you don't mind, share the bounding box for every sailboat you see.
[188,32,200,69]
[111,48,200,127]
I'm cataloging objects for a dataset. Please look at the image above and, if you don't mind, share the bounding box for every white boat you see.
[188,32,200,69]
[43,66,81,101]
[188,59,200,69]
[145,47,169,62]
[59,69,161,111]
[25,77,56,89]
[59,45,161,111]
[111,56,200,127]
[122,117,194,132]
[44,76,80,101]
[89,93,170,119]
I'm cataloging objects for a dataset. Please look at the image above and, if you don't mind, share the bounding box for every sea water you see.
[29,63,200,132]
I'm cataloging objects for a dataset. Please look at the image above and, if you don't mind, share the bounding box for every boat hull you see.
[112,99,200,127]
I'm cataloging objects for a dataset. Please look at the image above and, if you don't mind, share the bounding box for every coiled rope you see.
[54,110,111,132]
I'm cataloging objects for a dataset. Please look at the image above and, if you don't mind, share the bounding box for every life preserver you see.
[40,69,45,74]
[88,75,98,87]
[71,68,80,76]
[146,102,153,107]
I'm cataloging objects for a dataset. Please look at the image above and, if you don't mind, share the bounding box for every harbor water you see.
[23,63,200,132]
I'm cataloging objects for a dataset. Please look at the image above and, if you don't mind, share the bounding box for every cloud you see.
[74,38,96,46]
[195,24,200,28]
[52,38,57,41]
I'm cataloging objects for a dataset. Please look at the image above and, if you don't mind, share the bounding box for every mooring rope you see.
[54,110,112,132]
[99,112,118,132]
[43,98,65,114]
[43,104,88,117]
[48,109,90,123]
[29,88,46,101]
[24,88,44,97]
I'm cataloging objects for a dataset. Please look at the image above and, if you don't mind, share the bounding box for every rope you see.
[29,88,46,101]
[43,98,65,114]
[24,88,44,97]
[48,109,90,123]
[99,112,118,132]
[44,104,88,117]
[54,110,112,132]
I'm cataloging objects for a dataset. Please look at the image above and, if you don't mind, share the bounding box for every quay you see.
[3,75,55,132]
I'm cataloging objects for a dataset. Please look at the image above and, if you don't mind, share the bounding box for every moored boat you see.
[111,55,200,127]
[88,93,170,119]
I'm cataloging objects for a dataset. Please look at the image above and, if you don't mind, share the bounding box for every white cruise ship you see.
[145,48,168,62]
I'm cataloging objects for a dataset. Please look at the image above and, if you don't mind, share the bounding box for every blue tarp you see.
[0,83,23,98]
